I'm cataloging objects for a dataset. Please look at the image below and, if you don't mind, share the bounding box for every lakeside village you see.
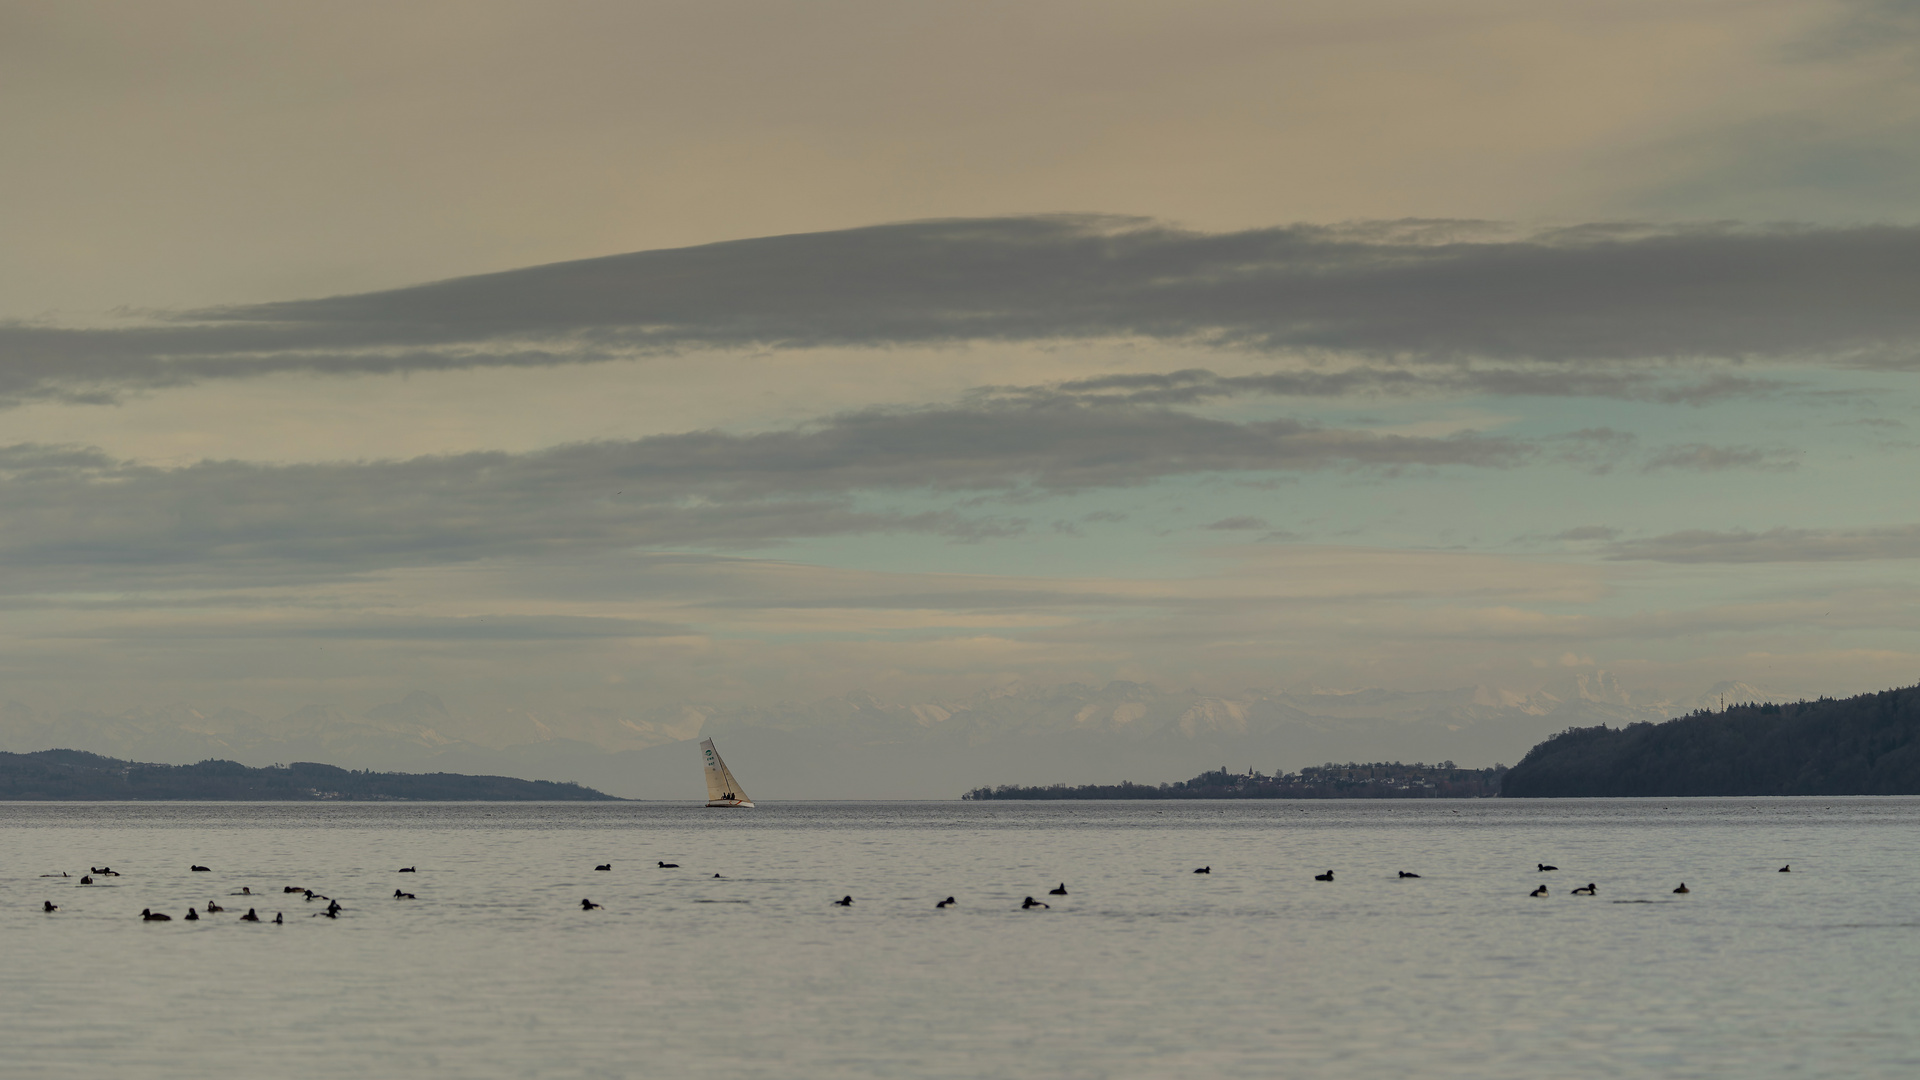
[964,762,1508,800]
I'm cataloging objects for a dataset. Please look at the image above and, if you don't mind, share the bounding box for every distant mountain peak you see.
[365,691,451,725]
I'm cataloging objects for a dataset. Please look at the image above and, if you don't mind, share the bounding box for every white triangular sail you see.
[700,738,754,807]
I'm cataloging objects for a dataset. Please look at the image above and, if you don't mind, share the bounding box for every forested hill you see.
[1500,684,1920,797]
[0,749,619,801]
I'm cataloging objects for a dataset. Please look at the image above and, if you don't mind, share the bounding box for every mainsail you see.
[700,738,754,807]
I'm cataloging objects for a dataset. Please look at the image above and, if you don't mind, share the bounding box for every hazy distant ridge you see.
[0,749,618,801]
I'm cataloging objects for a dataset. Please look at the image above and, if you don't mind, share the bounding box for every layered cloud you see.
[0,400,1537,584]
[6,216,1920,405]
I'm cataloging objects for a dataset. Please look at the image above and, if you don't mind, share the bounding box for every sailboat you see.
[700,738,755,808]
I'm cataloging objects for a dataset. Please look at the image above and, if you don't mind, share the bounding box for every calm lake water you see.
[4,798,1917,1079]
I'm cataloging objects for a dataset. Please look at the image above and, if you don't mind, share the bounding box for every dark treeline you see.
[963,762,1507,800]
[1501,683,1920,796]
[0,749,619,801]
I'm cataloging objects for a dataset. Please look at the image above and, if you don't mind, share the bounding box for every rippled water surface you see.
[4,798,1918,1079]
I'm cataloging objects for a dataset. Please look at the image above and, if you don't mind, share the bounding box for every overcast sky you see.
[3,0,1919,726]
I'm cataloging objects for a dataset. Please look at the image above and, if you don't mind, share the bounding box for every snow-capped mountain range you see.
[0,675,1780,798]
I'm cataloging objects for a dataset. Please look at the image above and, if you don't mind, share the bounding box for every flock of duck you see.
[37,864,395,923]
[38,857,1798,919]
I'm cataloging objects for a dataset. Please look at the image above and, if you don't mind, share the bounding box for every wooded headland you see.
[1500,683,1920,796]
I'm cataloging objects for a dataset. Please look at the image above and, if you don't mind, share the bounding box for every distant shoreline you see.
[964,763,1507,800]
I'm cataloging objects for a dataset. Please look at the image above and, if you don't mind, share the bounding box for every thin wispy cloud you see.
[63,615,693,641]
[1608,524,1920,563]
[982,366,1789,407]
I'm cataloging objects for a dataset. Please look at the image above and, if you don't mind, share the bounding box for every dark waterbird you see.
[184,907,199,921]
[283,886,303,894]
[240,909,259,922]
[936,897,955,908]
[190,865,210,872]
[1314,870,1334,882]
[398,866,416,873]
[92,867,119,876]
[43,901,57,912]
[327,899,341,915]
[595,864,612,871]
[581,898,602,910]
[1049,883,1068,896]
[1022,896,1050,909]
[272,912,283,924]
[1572,883,1597,895]
[231,887,253,896]
[393,889,416,900]
[80,876,93,885]
[1674,883,1691,894]
[141,908,170,921]
[833,896,853,906]
[1538,864,1558,872]
[659,862,679,868]
[1398,871,1421,878]
[1779,865,1791,873]
[1530,885,1549,897]
[205,901,224,913]
[1194,866,1210,874]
